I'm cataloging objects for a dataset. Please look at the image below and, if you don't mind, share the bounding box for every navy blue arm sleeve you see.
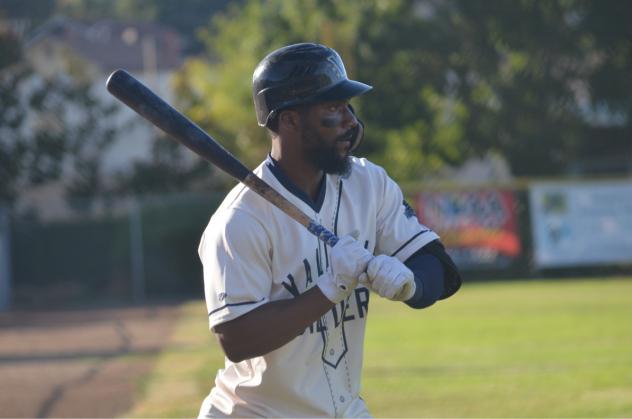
[403,239,462,309]
[403,251,445,309]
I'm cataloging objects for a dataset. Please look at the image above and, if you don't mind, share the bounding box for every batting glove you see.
[317,235,373,304]
[364,255,416,301]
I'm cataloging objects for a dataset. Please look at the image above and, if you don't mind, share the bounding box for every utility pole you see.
[0,207,11,311]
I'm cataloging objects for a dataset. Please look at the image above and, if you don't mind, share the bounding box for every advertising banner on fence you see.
[416,189,521,269]
[529,180,632,268]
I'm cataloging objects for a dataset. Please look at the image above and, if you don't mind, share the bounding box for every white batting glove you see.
[364,255,416,301]
[317,235,373,304]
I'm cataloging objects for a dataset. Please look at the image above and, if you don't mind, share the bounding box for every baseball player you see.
[198,43,461,418]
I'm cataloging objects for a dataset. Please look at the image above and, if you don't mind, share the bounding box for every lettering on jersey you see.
[282,274,300,298]
[315,247,324,276]
[303,317,328,335]
[355,287,370,318]
[343,300,356,322]
[332,299,357,327]
[283,259,315,298]
[304,287,370,335]
[284,246,371,340]
[303,259,313,287]
[317,318,327,333]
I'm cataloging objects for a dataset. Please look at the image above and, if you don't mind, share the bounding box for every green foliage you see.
[5,0,632,193]
[168,0,481,178]
[173,0,632,180]
[0,30,120,206]
[173,0,456,176]
[173,0,373,170]
[449,0,632,175]
[112,136,214,196]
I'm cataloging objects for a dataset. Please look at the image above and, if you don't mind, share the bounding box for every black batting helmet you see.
[252,43,372,128]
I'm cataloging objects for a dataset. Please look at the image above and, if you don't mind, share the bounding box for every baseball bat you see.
[106,69,339,247]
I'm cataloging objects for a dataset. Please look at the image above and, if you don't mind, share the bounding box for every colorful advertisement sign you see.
[529,181,632,268]
[416,190,521,269]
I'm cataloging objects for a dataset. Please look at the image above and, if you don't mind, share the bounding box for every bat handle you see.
[307,222,339,247]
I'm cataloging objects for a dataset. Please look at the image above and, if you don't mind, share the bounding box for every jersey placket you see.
[314,208,354,416]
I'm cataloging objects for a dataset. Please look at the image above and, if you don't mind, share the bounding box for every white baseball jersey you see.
[198,156,439,418]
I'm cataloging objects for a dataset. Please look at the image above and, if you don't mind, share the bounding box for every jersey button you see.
[340,396,345,403]
[329,348,335,356]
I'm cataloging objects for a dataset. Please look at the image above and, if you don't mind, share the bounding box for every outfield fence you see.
[3,177,632,309]
[406,178,632,278]
[6,192,224,308]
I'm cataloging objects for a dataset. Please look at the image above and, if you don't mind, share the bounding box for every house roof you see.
[26,17,184,72]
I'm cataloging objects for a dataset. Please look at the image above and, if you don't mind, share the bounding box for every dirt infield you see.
[0,303,182,418]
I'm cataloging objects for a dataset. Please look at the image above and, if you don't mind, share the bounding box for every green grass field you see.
[124,277,632,418]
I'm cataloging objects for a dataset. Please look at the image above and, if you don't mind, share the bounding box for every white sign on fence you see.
[529,180,632,268]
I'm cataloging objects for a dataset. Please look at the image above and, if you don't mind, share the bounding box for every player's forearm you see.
[213,286,333,362]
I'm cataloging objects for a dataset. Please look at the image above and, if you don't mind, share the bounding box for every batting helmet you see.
[252,43,372,128]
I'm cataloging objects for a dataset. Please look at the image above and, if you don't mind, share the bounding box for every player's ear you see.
[278,108,303,133]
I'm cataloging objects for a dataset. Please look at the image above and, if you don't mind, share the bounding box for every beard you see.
[301,127,353,176]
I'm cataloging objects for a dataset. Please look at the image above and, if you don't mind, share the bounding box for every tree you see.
[0,30,29,203]
[171,0,469,180]
[0,28,119,209]
[112,135,214,196]
[407,0,632,176]
[172,0,632,181]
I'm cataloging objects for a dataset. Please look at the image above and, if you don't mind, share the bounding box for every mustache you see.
[336,126,357,142]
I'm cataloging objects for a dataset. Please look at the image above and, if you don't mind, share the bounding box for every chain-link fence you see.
[7,192,224,308]
[4,178,632,310]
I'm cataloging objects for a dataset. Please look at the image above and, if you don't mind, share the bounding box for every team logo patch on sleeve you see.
[402,200,416,219]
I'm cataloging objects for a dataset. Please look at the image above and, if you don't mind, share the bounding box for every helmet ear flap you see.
[347,104,365,152]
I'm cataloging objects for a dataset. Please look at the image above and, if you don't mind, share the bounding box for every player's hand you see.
[317,235,373,304]
[363,255,416,301]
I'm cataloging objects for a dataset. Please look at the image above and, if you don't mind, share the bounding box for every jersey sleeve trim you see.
[390,229,430,257]
[208,297,269,329]
[389,228,440,262]
[208,297,266,317]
